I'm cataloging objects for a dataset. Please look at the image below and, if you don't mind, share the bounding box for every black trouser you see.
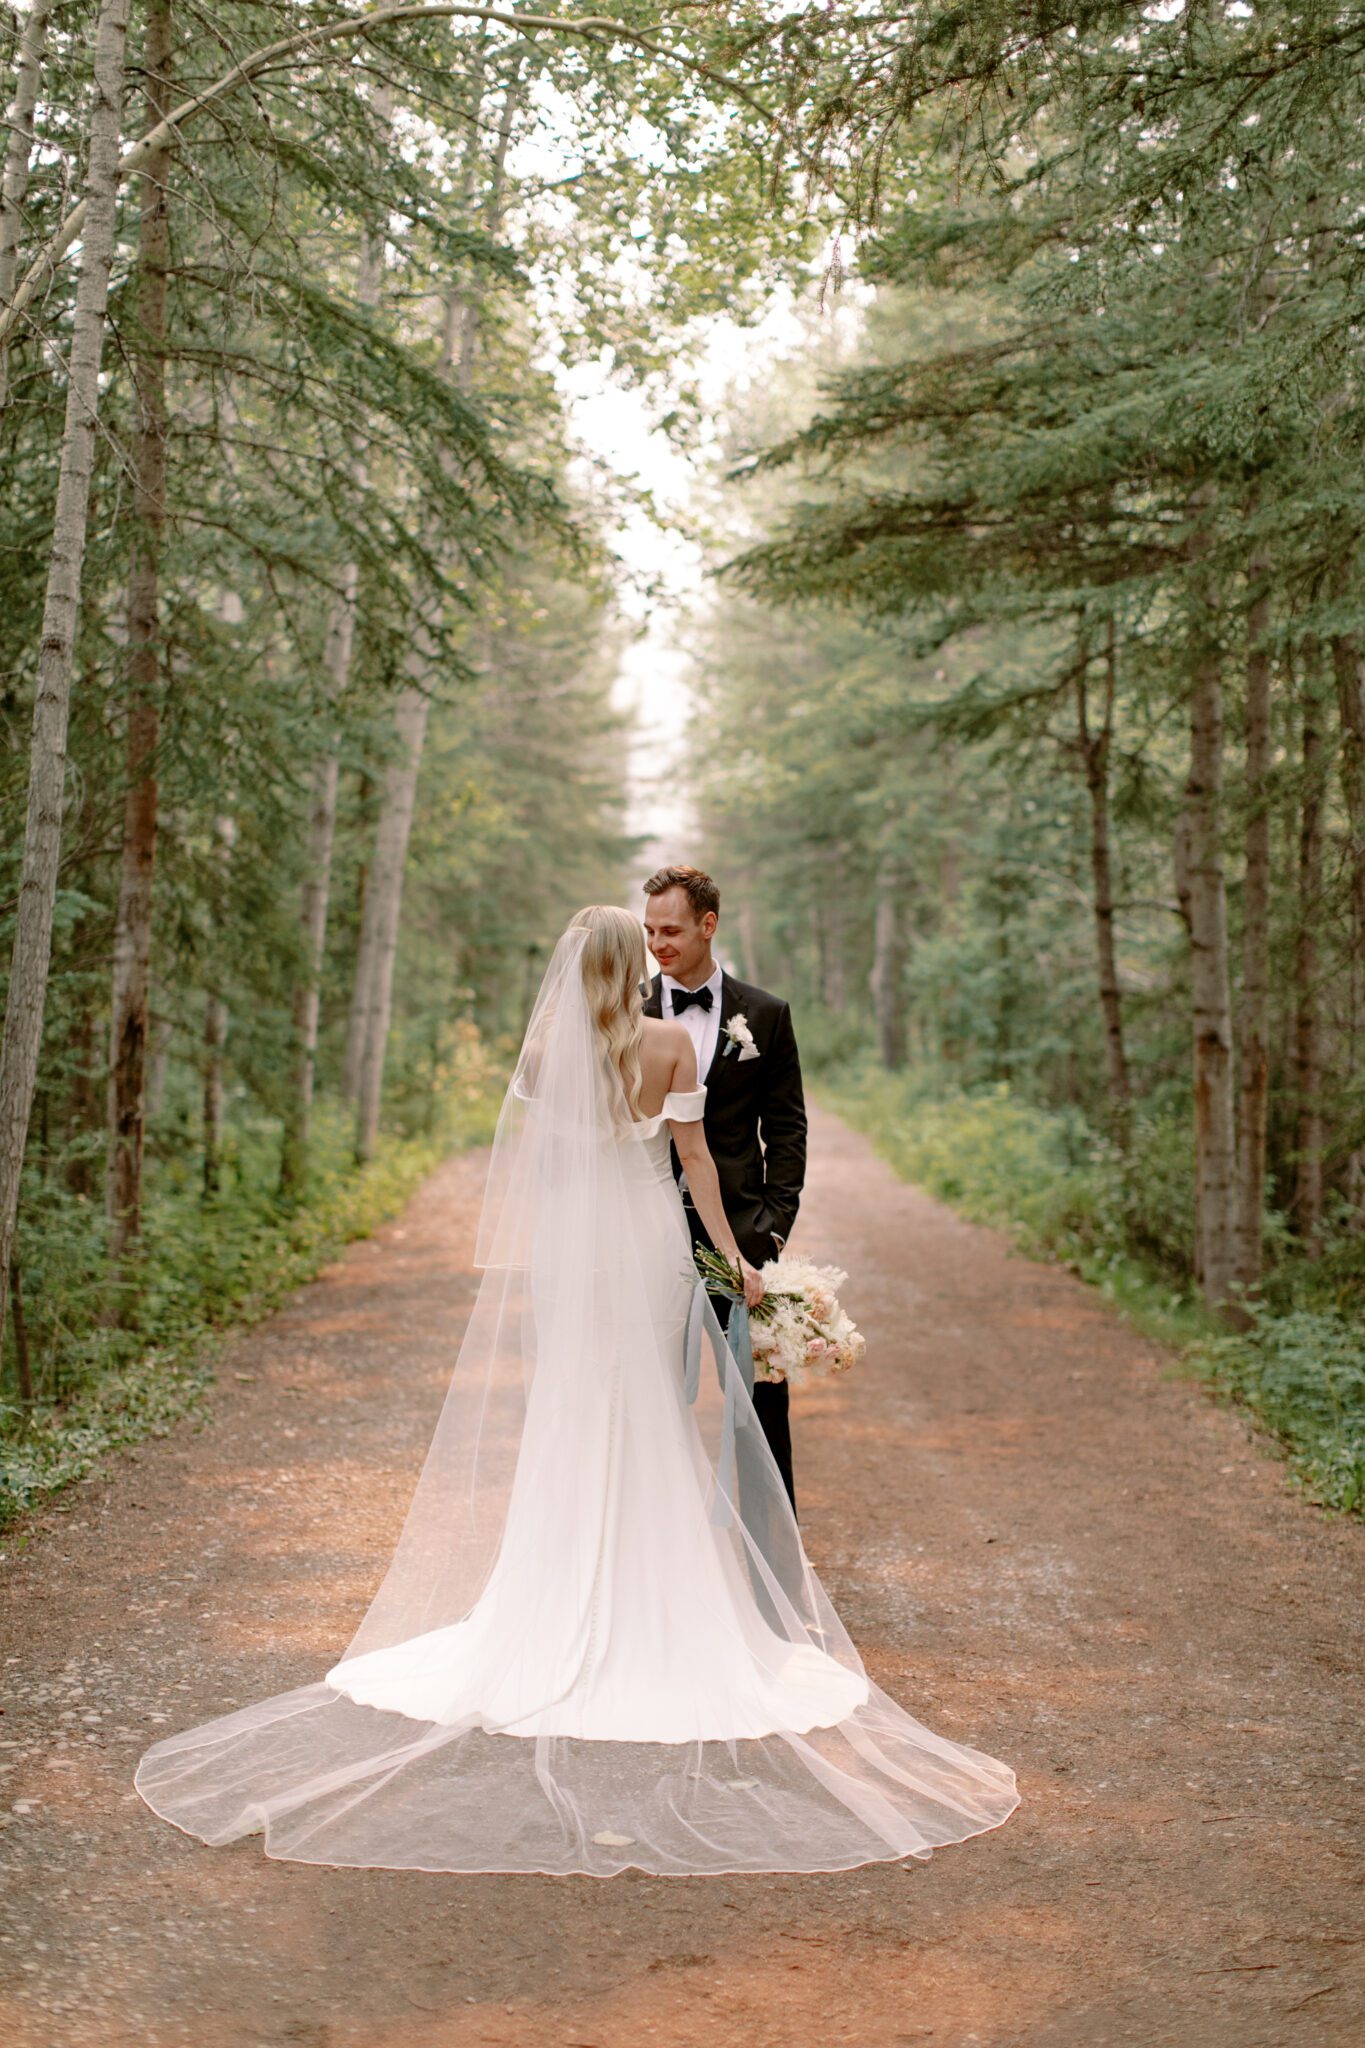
[685,1204,796,1516]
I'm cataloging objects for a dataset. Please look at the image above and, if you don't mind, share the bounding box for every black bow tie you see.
[671,985,714,1015]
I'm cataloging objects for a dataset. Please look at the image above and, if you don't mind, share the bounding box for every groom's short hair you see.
[644,864,719,919]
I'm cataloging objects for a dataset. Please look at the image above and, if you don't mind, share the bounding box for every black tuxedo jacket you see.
[644,970,807,1265]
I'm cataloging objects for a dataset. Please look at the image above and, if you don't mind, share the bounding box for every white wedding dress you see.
[135,929,1018,1875]
[325,1088,866,1743]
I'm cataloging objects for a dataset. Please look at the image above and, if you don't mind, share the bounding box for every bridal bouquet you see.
[694,1247,866,1387]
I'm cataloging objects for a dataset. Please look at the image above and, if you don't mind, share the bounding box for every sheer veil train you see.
[135,910,1019,1875]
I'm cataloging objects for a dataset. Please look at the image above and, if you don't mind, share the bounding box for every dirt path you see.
[1,1104,1361,2048]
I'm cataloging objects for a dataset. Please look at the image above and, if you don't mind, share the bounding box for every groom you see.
[642,864,806,1510]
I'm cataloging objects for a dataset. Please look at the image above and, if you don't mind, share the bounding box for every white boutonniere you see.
[723,1012,760,1062]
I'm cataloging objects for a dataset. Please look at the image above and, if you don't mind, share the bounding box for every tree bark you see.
[0,0,131,1360]
[200,814,235,1196]
[347,63,519,1156]
[1331,631,1365,1040]
[201,994,226,1197]
[352,677,432,1162]
[280,160,387,1191]
[106,0,174,1271]
[0,6,754,363]
[1331,628,1365,1214]
[281,732,345,1177]
[1292,652,1326,1249]
[8,1260,33,1408]
[869,860,910,1070]
[1076,615,1131,1133]
[1233,547,1273,1298]
[0,0,51,407]
[1183,492,1238,1311]
[342,824,379,1103]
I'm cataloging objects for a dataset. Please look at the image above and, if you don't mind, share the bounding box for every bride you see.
[136,906,1019,1875]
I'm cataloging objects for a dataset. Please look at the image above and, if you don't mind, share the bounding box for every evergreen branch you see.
[0,4,790,355]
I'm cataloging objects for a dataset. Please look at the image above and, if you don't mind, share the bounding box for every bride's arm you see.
[664,1034,765,1308]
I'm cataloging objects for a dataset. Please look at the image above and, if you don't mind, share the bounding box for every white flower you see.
[724,1012,760,1062]
[749,1254,863,1387]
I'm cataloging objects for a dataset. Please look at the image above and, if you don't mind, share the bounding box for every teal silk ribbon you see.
[683,1278,753,1527]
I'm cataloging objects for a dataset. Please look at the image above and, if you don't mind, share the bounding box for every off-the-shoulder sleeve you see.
[663,1087,707,1123]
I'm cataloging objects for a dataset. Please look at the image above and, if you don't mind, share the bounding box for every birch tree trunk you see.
[279,631,348,1179]
[352,677,432,1162]
[280,165,387,1190]
[1233,547,1273,1298]
[342,828,379,1102]
[106,0,174,1270]
[1076,616,1131,1132]
[1331,628,1365,1214]
[1292,655,1326,1249]
[869,860,910,1071]
[0,0,51,407]
[348,62,520,1158]
[201,995,225,1195]
[0,0,131,1359]
[201,814,236,1196]
[1331,631,1365,1029]
[1183,498,1238,1311]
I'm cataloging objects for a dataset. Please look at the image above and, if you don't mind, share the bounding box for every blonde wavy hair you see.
[571,905,646,1124]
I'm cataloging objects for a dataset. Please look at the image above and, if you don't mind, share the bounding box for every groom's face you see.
[644,888,716,985]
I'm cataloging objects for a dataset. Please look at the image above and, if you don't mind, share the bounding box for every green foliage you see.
[817,1051,1196,1309]
[818,1050,1364,1515]
[1189,1310,1365,1519]
[0,1047,504,1528]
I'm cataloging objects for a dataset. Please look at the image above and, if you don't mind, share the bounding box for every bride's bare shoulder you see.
[641,1016,688,1059]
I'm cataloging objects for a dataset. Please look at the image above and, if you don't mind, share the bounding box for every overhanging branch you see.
[0,2,785,354]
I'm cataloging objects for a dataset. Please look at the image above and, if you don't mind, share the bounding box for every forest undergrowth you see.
[0,1035,504,1533]
[814,1042,1365,1518]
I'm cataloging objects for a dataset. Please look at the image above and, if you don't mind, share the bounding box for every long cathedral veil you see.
[134,924,1018,1874]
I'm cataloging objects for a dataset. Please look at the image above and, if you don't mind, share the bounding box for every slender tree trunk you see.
[342,827,379,1103]
[8,1261,33,1407]
[281,731,345,1179]
[347,64,520,1155]
[1076,616,1131,1132]
[66,984,99,1196]
[202,995,226,1197]
[0,0,131,1360]
[870,860,910,1070]
[1234,547,1273,1298]
[106,0,173,1272]
[0,0,51,407]
[1332,631,1365,1032]
[201,813,235,1196]
[1331,628,1365,1214]
[353,679,432,1162]
[281,103,390,1191]
[1292,652,1327,1249]
[1183,498,1238,1311]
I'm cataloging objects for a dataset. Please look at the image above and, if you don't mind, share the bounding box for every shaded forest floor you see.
[0,1105,1361,2048]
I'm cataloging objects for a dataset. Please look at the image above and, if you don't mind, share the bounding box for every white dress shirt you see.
[661,963,723,1082]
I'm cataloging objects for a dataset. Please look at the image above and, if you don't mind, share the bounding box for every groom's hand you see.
[738,1256,766,1309]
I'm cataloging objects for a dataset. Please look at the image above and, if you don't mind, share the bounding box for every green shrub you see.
[818,1053,1361,1515]
[1189,1307,1365,1515]
[0,1034,504,1527]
